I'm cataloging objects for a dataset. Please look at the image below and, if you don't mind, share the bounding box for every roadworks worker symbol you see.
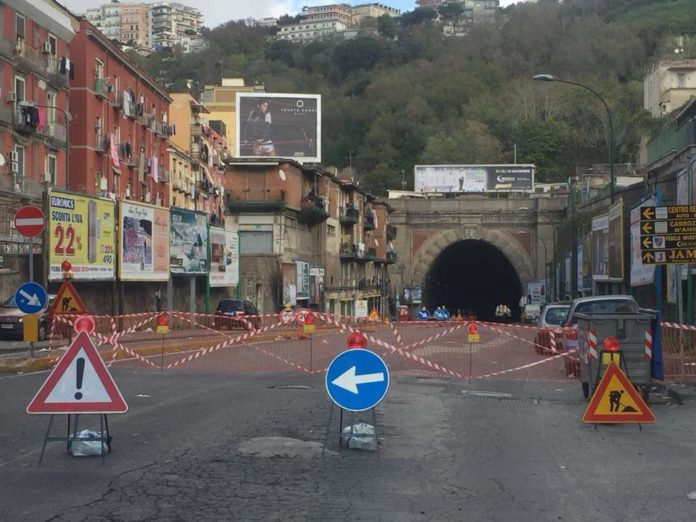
[51,279,87,315]
[582,362,655,424]
[368,308,380,321]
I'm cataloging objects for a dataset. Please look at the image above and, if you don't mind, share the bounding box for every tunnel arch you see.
[409,228,533,321]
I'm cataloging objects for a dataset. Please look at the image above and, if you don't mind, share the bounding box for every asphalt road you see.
[1,361,696,521]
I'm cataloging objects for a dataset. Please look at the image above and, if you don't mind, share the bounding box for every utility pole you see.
[401,169,406,190]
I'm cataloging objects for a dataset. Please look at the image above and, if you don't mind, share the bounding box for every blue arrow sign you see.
[15,282,47,314]
[325,349,390,412]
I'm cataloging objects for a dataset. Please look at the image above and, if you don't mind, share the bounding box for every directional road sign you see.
[325,349,390,412]
[14,282,48,314]
[640,205,696,264]
[14,205,45,238]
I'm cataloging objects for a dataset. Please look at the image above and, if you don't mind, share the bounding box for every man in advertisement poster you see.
[246,99,275,156]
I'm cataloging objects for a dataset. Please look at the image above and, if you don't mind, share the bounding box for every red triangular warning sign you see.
[50,279,87,315]
[27,332,128,414]
[582,362,655,424]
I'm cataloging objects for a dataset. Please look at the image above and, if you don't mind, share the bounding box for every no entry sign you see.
[14,206,45,238]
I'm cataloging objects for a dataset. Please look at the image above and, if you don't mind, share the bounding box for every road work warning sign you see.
[582,362,654,424]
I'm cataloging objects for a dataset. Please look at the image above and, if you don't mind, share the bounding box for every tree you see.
[438,3,466,30]
[400,7,437,28]
[377,14,397,39]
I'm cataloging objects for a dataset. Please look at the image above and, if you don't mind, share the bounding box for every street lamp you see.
[532,74,615,204]
[19,101,71,188]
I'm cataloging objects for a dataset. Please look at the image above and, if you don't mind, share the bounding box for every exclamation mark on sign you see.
[74,357,85,400]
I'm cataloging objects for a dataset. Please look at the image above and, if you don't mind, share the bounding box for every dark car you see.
[0,294,56,341]
[213,299,261,330]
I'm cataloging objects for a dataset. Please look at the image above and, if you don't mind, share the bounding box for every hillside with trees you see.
[138,0,696,194]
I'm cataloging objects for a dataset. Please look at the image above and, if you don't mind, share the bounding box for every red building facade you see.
[69,19,172,206]
[0,0,74,204]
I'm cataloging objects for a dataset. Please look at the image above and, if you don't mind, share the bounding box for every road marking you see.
[461,390,513,399]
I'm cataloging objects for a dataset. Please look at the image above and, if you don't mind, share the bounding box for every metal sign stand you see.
[592,350,642,431]
[38,414,112,465]
[322,402,379,456]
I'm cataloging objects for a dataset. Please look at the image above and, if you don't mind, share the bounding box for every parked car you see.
[534,303,570,355]
[213,299,261,330]
[0,294,57,341]
[559,295,640,377]
[524,304,541,324]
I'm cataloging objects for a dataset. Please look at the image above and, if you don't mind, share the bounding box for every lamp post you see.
[19,101,71,188]
[532,74,615,204]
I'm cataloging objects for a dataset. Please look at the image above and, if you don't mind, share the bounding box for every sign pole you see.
[29,236,33,283]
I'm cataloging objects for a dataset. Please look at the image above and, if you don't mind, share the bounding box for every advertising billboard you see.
[607,200,624,280]
[236,93,321,163]
[402,287,422,304]
[48,191,115,281]
[414,165,535,193]
[209,228,239,288]
[630,197,656,287]
[119,202,169,281]
[592,214,609,281]
[170,209,208,275]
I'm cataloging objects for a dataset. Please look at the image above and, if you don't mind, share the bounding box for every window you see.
[677,72,686,88]
[46,91,57,124]
[14,145,25,179]
[14,76,25,105]
[46,154,57,185]
[95,59,104,80]
[48,34,57,55]
[16,14,25,40]
[328,224,336,237]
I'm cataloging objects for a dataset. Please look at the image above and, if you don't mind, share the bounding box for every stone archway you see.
[408,226,534,288]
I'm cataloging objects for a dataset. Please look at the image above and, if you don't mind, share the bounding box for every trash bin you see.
[576,311,657,401]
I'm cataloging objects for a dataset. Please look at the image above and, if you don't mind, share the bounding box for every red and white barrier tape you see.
[388,322,404,346]
[473,349,577,379]
[661,321,696,331]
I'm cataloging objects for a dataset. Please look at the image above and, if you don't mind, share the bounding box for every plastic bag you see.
[341,423,377,451]
[69,430,110,456]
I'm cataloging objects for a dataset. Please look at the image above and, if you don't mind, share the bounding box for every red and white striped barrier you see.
[388,322,404,347]
[587,329,598,360]
[473,349,578,380]
[661,321,696,331]
[645,329,653,360]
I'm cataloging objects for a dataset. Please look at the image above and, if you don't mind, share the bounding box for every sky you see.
[62,0,522,29]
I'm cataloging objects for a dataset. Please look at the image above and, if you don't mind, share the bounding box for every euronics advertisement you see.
[236,93,321,163]
[170,209,209,275]
[209,228,239,288]
[120,201,170,281]
[48,191,115,281]
[414,165,535,193]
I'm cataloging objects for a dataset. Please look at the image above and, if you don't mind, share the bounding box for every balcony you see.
[158,169,171,183]
[13,107,35,134]
[94,133,108,154]
[298,195,329,225]
[365,247,377,261]
[37,122,67,147]
[46,56,68,88]
[227,189,286,213]
[13,39,45,75]
[339,206,360,225]
[386,224,397,240]
[94,78,110,99]
[364,212,375,231]
[339,243,360,261]
[646,119,696,164]
[140,112,155,128]
[111,91,122,110]
[118,143,136,167]
[386,251,397,264]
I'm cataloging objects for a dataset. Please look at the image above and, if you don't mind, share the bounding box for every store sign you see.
[48,191,115,281]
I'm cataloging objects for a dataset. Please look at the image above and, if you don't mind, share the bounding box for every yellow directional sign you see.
[642,252,655,264]
[641,207,655,220]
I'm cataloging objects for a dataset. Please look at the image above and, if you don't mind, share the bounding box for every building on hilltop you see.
[85,0,203,53]
[352,3,401,25]
[644,59,696,118]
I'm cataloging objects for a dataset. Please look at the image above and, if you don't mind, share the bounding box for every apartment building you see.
[149,1,203,52]
[0,0,74,257]
[352,3,401,25]
[69,19,172,205]
[277,4,355,43]
[86,1,202,52]
[223,160,394,316]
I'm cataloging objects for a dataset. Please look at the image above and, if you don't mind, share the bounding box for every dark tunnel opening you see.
[423,240,523,322]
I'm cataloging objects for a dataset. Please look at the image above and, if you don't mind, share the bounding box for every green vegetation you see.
[138,0,696,194]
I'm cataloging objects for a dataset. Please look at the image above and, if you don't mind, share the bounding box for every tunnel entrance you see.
[423,240,523,322]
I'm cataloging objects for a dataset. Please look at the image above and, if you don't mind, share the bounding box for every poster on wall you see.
[282,262,297,307]
[119,201,169,281]
[296,261,310,300]
[209,228,239,288]
[355,299,368,318]
[48,191,115,281]
[527,282,546,305]
[309,267,324,305]
[592,214,609,281]
[607,200,624,280]
[170,209,208,275]
[630,197,656,287]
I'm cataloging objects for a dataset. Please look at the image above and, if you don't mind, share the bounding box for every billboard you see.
[48,191,115,281]
[630,197,656,287]
[592,214,609,281]
[414,165,535,193]
[402,287,422,304]
[119,202,169,281]
[236,93,321,163]
[209,228,239,288]
[170,209,208,275]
